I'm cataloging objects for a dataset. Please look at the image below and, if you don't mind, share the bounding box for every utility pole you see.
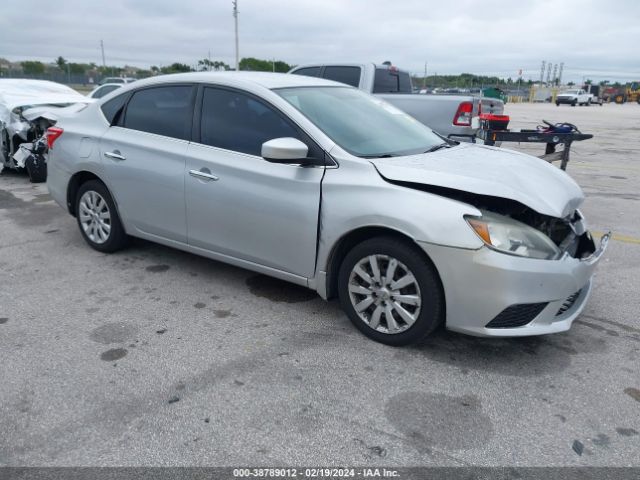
[208,49,212,71]
[558,62,564,86]
[100,39,106,70]
[539,60,546,85]
[232,0,239,71]
[552,63,558,86]
[423,62,427,88]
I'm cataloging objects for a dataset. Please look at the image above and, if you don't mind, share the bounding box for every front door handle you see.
[189,169,219,182]
[104,150,126,161]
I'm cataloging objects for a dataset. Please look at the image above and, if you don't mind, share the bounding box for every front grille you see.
[486,302,548,329]
[556,290,582,316]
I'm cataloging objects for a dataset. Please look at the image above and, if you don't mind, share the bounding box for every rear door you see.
[184,86,324,277]
[100,84,196,243]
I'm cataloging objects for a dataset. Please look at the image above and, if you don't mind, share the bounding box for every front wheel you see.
[75,180,128,253]
[338,237,444,346]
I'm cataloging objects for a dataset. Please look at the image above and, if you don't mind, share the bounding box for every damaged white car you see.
[0,79,92,182]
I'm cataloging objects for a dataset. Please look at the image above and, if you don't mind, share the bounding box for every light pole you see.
[233,0,239,71]
[423,61,427,89]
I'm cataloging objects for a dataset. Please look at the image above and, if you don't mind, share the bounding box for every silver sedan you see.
[46,72,608,345]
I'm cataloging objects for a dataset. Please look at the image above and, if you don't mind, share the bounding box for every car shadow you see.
[395,320,610,376]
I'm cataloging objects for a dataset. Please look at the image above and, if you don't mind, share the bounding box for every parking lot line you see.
[592,230,640,245]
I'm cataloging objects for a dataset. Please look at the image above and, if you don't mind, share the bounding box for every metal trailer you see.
[476,123,593,171]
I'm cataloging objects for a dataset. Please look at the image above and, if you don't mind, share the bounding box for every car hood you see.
[370,143,584,218]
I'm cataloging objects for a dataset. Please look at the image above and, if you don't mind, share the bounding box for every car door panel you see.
[100,127,188,242]
[185,144,323,278]
[184,86,324,278]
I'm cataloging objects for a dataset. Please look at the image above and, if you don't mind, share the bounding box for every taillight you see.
[478,101,482,116]
[46,127,64,149]
[453,101,473,126]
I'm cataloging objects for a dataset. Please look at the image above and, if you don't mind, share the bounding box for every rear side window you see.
[123,86,194,140]
[200,87,301,156]
[292,67,321,77]
[100,93,129,124]
[373,69,412,93]
[322,66,361,88]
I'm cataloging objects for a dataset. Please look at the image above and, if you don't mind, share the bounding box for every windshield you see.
[276,87,443,157]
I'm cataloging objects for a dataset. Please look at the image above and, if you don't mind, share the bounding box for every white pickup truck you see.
[289,62,504,142]
[555,89,593,106]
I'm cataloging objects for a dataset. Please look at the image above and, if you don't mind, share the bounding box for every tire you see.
[555,102,560,106]
[337,236,444,346]
[25,155,47,183]
[572,100,577,107]
[75,180,128,253]
[614,94,625,104]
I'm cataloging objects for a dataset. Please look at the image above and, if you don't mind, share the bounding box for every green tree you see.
[239,57,291,73]
[160,63,192,74]
[21,61,45,75]
[197,59,230,71]
[55,56,67,70]
[68,63,89,75]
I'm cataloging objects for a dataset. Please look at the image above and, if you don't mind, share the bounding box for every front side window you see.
[200,87,300,156]
[123,86,193,140]
[277,86,443,158]
[322,66,361,88]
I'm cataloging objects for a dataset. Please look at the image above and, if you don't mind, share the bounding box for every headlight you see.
[465,210,561,260]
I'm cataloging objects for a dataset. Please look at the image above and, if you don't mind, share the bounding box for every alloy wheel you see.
[78,190,111,244]
[347,254,422,334]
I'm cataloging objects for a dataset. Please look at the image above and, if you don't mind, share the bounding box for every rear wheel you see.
[75,180,128,253]
[25,155,47,183]
[338,237,444,346]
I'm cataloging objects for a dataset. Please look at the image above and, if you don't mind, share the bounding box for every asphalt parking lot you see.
[0,102,639,467]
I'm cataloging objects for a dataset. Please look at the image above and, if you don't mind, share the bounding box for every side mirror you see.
[261,137,313,165]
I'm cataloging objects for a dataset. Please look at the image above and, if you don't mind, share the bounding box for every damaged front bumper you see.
[419,232,610,337]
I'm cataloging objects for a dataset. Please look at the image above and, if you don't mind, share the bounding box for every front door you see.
[185,86,324,278]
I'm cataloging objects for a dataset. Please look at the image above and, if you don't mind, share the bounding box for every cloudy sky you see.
[1,0,638,82]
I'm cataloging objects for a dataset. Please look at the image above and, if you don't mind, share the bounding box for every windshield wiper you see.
[424,143,452,153]
[359,154,396,159]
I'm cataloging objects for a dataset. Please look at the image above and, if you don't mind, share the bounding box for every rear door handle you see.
[104,150,126,161]
[189,169,219,181]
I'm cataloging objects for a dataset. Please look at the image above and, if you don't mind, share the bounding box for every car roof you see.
[117,71,345,90]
